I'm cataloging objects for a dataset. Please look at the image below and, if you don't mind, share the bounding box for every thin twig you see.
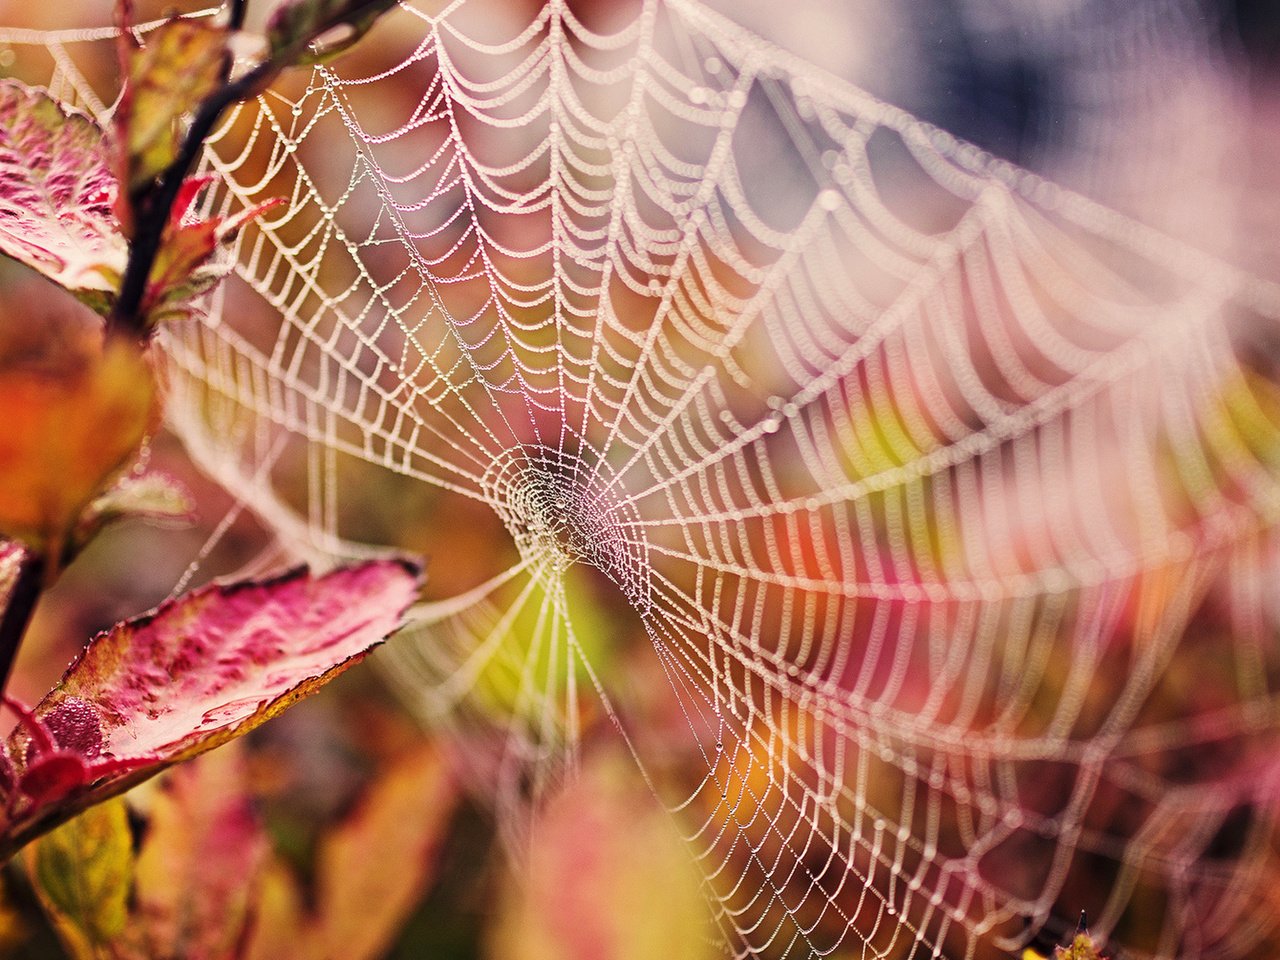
[106,54,277,336]
[0,549,45,700]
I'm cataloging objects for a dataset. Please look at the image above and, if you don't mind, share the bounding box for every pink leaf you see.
[51,560,420,760]
[0,82,126,310]
[0,559,422,860]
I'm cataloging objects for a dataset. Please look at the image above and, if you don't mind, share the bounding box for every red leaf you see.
[0,560,422,860]
[49,561,421,761]
[132,746,269,960]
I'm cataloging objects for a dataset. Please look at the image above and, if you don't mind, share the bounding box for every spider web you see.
[6,2,1280,958]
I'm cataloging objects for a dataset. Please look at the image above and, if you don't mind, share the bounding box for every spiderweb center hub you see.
[482,446,651,611]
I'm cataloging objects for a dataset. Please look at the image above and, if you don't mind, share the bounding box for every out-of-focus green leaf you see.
[0,82,125,311]
[27,798,131,960]
[266,0,399,66]
[116,18,227,202]
[77,471,197,548]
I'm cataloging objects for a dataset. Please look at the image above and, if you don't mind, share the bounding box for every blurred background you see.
[1,1,1280,958]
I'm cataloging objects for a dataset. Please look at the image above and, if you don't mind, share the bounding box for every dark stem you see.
[106,56,277,336]
[0,550,45,701]
[227,0,248,32]
[106,0,398,337]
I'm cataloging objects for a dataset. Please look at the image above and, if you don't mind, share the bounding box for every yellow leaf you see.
[241,860,306,960]
[489,751,717,960]
[1057,932,1108,959]
[118,18,227,198]
[309,744,456,960]
[27,797,133,960]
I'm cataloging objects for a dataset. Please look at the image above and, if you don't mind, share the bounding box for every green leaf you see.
[27,798,132,960]
[0,82,126,310]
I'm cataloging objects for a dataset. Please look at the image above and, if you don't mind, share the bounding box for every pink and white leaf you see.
[0,82,126,308]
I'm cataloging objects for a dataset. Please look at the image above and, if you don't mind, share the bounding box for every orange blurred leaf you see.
[309,744,455,960]
[243,744,453,960]
[0,335,157,554]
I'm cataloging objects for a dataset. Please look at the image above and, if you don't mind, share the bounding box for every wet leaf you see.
[0,334,157,555]
[266,0,399,66]
[132,746,268,960]
[0,560,422,860]
[27,798,131,960]
[116,18,227,203]
[0,82,125,310]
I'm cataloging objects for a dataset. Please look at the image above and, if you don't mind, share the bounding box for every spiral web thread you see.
[6,2,1280,958]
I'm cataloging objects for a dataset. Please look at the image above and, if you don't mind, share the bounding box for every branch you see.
[106,54,279,336]
[107,0,399,337]
[0,549,45,700]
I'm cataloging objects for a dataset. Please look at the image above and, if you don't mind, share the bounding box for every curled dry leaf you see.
[0,82,126,312]
[0,559,423,860]
[0,334,157,556]
[75,470,198,552]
